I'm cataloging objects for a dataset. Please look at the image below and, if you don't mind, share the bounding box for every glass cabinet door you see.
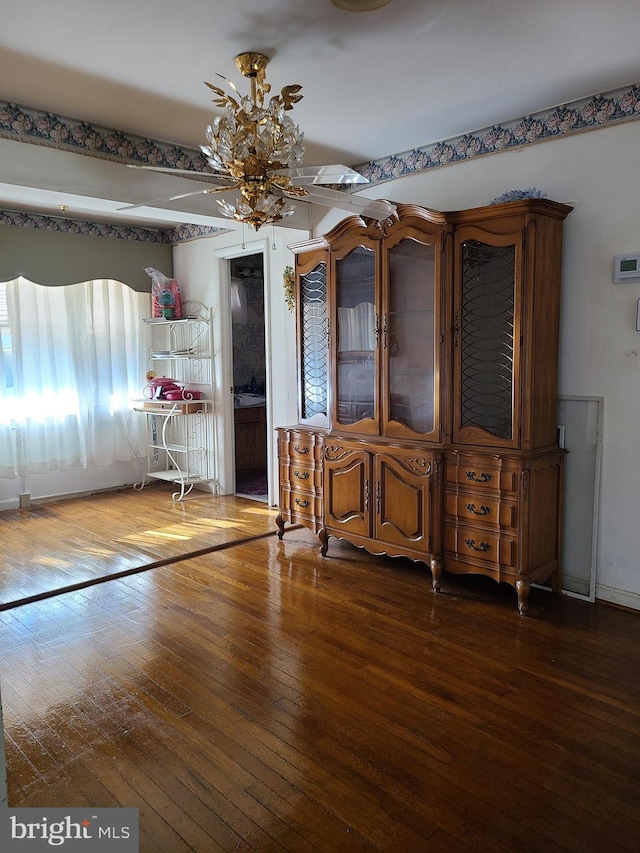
[453,230,521,447]
[298,260,328,423]
[384,236,438,439]
[333,244,378,433]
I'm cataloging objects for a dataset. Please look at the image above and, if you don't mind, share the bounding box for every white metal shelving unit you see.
[131,300,216,500]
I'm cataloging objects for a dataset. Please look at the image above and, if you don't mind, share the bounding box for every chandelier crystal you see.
[201,53,306,230]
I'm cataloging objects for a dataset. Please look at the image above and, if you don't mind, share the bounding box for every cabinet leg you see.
[318,528,329,557]
[516,579,530,616]
[430,558,442,593]
[275,514,285,540]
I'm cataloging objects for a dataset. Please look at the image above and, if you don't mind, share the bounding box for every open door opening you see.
[229,254,268,501]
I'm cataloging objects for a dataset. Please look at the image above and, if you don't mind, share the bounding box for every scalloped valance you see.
[0,222,172,291]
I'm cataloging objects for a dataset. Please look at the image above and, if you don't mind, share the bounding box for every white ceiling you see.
[1,0,640,232]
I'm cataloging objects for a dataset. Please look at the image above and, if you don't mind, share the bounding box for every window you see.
[0,277,150,477]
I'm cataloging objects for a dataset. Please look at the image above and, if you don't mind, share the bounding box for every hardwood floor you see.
[1,489,639,851]
[0,484,278,608]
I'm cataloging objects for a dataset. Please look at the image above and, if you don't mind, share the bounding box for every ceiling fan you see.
[121,52,396,230]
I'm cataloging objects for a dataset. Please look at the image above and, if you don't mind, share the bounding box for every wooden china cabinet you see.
[276,199,572,614]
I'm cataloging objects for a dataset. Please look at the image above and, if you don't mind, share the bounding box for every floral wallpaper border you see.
[1,79,639,241]
[0,101,226,243]
[0,101,208,172]
[354,82,640,183]
[0,209,224,245]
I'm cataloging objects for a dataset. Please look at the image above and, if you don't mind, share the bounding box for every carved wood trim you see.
[325,444,349,461]
[403,457,432,476]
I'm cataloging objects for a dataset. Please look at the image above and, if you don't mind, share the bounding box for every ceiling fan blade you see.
[126,164,231,184]
[273,165,369,185]
[117,184,236,212]
[284,185,396,220]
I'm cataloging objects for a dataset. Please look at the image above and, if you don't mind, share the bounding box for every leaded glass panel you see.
[300,263,327,420]
[460,239,515,440]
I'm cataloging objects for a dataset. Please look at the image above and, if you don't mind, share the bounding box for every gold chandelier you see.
[201,52,307,230]
[123,53,396,229]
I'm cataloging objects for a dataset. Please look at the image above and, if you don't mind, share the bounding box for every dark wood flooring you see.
[0,484,278,608]
[1,488,639,851]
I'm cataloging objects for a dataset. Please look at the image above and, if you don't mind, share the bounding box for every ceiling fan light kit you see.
[123,52,396,228]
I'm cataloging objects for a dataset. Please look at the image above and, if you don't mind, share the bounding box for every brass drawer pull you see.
[465,503,490,516]
[465,538,490,552]
[295,497,310,508]
[294,444,310,454]
[466,471,492,483]
[294,470,310,480]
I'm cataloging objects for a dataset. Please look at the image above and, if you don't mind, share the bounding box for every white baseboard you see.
[596,583,640,612]
[0,483,138,513]
[0,498,20,511]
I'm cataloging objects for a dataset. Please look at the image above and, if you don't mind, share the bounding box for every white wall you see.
[172,228,305,505]
[313,121,640,608]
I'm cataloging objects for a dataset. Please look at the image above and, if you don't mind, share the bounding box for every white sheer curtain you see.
[0,277,150,478]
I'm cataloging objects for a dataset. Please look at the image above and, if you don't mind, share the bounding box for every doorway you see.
[229,253,268,501]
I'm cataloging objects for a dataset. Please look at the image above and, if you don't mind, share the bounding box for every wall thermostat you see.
[613,252,640,283]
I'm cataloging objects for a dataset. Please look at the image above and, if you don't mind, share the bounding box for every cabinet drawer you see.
[280,431,324,464]
[279,456,322,492]
[444,490,517,530]
[288,463,322,490]
[280,487,323,520]
[278,462,322,499]
[289,439,315,460]
[445,461,518,494]
[444,523,517,571]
